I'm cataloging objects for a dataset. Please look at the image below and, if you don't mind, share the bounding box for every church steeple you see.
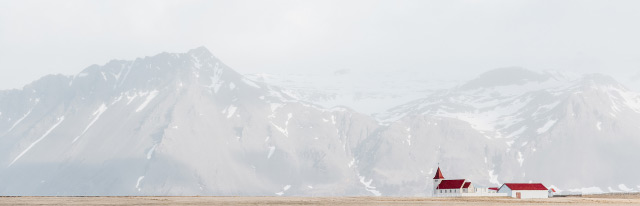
[432,166,445,196]
[433,167,445,179]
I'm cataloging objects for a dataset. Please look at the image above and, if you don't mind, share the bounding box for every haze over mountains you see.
[1,47,639,196]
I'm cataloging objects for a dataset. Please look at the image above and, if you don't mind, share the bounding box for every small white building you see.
[548,188,557,197]
[498,183,549,199]
[462,182,474,193]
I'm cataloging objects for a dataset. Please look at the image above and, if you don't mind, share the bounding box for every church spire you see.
[433,167,445,179]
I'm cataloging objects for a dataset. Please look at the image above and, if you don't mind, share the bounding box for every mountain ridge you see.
[1,47,639,196]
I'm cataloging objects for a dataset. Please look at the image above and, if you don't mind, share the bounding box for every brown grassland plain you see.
[1,194,640,205]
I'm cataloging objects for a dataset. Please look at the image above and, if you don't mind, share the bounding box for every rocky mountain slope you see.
[378,67,640,193]
[1,48,639,196]
[0,47,374,196]
[244,70,458,115]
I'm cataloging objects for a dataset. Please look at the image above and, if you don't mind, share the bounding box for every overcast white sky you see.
[1,0,640,90]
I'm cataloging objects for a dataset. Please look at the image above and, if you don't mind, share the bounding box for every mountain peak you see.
[187,46,214,58]
[459,67,551,90]
[581,73,624,89]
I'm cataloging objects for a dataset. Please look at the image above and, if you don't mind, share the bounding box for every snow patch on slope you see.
[536,119,557,134]
[9,116,65,167]
[275,185,291,196]
[73,104,108,143]
[358,174,382,196]
[135,90,159,112]
[222,105,238,118]
[488,170,500,185]
[146,144,157,160]
[242,78,261,88]
[517,152,524,167]
[136,176,145,192]
[618,184,634,192]
[5,109,32,134]
[267,146,275,159]
[271,123,288,137]
[271,113,293,137]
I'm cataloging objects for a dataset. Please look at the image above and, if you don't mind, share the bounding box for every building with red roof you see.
[431,166,549,198]
[498,183,549,199]
[462,182,475,193]
[433,167,444,179]
[437,179,466,190]
[432,167,479,196]
[434,179,471,195]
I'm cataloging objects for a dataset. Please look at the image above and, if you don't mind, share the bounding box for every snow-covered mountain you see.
[244,70,458,115]
[378,67,640,193]
[0,47,376,196]
[1,48,639,196]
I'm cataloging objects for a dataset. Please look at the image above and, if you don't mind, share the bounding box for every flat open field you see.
[1,195,640,205]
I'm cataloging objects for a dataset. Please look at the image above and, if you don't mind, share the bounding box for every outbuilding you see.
[498,183,549,199]
[462,182,474,193]
[548,188,557,197]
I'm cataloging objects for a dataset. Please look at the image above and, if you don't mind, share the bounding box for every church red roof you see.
[488,187,499,191]
[503,183,548,191]
[436,179,466,189]
[462,182,472,188]
[433,167,445,179]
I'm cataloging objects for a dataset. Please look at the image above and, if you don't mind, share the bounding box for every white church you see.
[432,167,551,198]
